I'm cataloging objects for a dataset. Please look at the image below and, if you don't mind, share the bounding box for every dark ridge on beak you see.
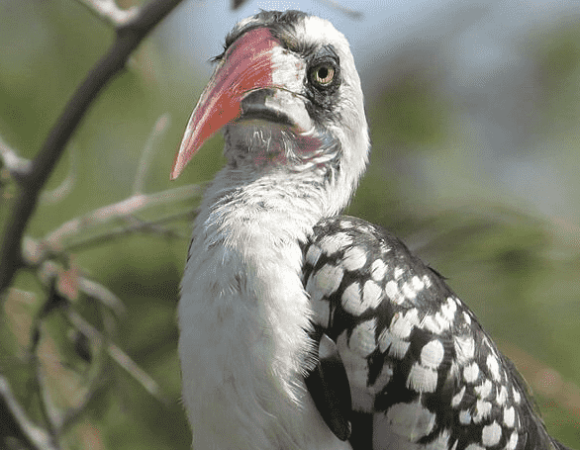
[240,90,294,127]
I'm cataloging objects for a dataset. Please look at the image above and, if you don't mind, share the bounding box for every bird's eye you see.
[310,64,335,87]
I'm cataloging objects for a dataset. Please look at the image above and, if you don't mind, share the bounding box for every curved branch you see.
[0,0,186,297]
[0,375,59,450]
[0,136,31,180]
[74,0,139,26]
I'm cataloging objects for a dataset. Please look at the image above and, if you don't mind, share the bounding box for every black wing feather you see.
[303,215,569,450]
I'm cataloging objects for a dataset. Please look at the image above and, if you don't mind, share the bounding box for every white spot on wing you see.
[402,282,417,301]
[342,245,367,271]
[463,362,480,383]
[407,363,438,393]
[463,311,472,325]
[378,329,410,359]
[390,339,411,359]
[349,319,377,357]
[420,313,450,334]
[318,232,352,255]
[464,444,484,450]
[441,297,457,321]
[318,334,336,359]
[459,409,471,425]
[503,406,515,428]
[497,385,508,405]
[487,354,501,381]
[482,421,502,446]
[454,335,475,363]
[385,400,436,441]
[451,386,466,408]
[473,400,492,423]
[506,430,518,450]
[341,282,363,315]
[371,259,387,282]
[336,331,373,411]
[394,267,404,279]
[475,379,493,399]
[305,244,322,266]
[310,264,343,299]
[420,340,445,369]
[385,280,405,305]
[362,280,383,310]
[390,308,419,338]
[369,362,393,394]
[411,275,425,292]
[512,387,521,404]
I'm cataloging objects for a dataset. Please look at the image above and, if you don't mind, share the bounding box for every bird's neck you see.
[178,164,351,450]
[198,162,336,240]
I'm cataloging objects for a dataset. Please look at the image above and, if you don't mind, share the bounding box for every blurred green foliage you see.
[0,1,579,449]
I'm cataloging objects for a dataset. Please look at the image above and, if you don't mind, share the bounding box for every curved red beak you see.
[171,28,280,180]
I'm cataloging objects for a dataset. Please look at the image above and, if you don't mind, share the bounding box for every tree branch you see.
[74,0,139,27]
[313,0,363,19]
[60,212,193,254]
[0,375,59,450]
[34,259,127,317]
[66,309,168,404]
[0,136,32,181]
[0,0,186,298]
[40,146,77,205]
[40,184,200,257]
[133,113,171,196]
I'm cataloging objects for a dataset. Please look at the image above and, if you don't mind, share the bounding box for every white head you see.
[172,11,370,215]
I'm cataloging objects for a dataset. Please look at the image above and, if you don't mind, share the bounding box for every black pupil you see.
[318,67,329,80]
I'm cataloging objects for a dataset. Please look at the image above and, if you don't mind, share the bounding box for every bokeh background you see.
[0,0,579,448]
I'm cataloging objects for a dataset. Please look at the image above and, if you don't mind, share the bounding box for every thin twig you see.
[74,0,139,27]
[66,309,168,404]
[18,185,200,266]
[0,135,32,181]
[42,184,201,254]
[57,325,110,434]
[313,0,363,19]
[35,367,60,442]
[58,375,108,434]
[78,277,126,316]
[56,209,193,254]
[133,113,171,195]
[35,260,126,317]
[40,146,77,205]
[0,375,59,450]
[0,0,186,298]
[27,295,61,445]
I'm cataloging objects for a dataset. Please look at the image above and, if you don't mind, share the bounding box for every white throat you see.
[178,164,353,450]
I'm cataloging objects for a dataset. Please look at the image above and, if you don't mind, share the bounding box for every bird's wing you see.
[302,215,561,450]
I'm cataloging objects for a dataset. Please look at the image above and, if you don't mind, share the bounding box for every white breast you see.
[178,169,352,450]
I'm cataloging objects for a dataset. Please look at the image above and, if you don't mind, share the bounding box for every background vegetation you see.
[0,0,578,449]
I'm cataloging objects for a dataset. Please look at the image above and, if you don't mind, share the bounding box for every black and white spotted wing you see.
[302,216,570,450]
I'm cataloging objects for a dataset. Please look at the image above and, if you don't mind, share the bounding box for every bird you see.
[172,10,573,450]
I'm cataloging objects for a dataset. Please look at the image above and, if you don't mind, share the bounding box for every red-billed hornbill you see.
[173,10,572,450]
